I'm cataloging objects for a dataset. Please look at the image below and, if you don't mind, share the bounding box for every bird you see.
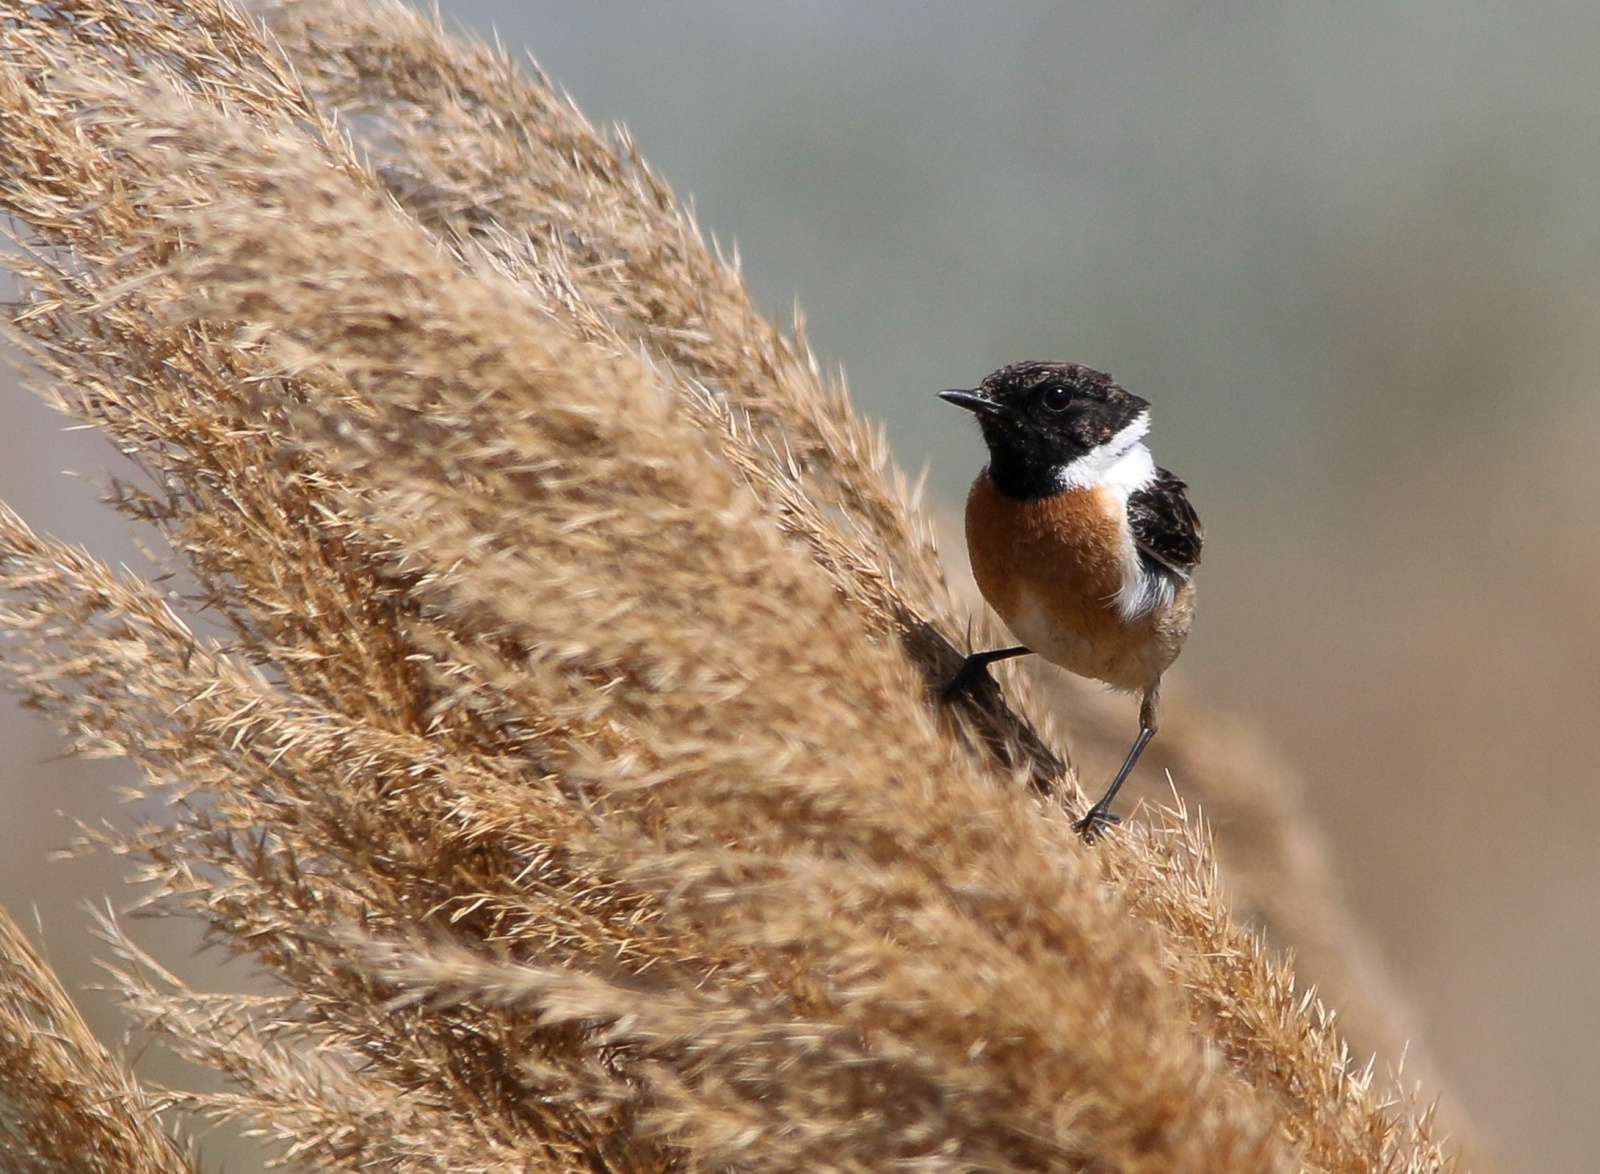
[939,360,1202,839]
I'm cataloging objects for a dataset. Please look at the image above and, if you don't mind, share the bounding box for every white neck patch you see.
[1046,409,1179,622]
[1051,411,1156,494]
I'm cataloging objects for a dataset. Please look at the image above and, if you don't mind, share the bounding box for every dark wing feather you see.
[1128,467,1202,578]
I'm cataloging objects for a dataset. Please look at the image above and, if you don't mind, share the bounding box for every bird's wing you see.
[1127,467,1203,578]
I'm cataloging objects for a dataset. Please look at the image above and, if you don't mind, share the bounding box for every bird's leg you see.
[1074,682,1162,842]
[939,645,1032,700]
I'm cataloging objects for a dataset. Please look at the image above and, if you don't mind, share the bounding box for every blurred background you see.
[5,3,1600,1170]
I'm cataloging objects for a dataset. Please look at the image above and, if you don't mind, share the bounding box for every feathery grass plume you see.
[0,905,195,1174]
[259,0,934,593]
[0,2,1464,1172]
[99,917,565,1174]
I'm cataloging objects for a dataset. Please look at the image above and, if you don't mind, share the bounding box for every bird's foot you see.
[939,656,997,702]
[1072,805,1121,843]
[939,646,1031,702]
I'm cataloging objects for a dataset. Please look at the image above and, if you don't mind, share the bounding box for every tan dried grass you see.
[0,905,194,1174]
[0,2,1463,1172]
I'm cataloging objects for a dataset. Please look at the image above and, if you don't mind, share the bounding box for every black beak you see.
[938,388,997,414]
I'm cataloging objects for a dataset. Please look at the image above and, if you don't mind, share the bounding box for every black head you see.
[939,361,1150,499]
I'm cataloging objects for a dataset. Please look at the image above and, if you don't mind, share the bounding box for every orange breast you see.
[963,470,1190,691]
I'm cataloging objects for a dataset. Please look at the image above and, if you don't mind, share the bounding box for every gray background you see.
[6,4,1600,1171]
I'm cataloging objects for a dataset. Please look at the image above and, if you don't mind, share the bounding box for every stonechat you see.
[940,361,1202,839]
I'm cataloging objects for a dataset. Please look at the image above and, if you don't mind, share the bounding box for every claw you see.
[938,646,1032,702]
[1073,807,1122,843]
[939,660,994,701]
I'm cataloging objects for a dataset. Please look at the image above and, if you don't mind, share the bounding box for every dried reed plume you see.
[0,2,1465,1171]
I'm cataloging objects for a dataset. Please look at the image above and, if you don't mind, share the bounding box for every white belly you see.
[1004,586,1109,677]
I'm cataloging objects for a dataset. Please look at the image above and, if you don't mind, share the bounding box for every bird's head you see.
[940,361,1151,499]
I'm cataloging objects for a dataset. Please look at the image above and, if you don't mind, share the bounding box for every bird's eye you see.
[1042,386,1072,412]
